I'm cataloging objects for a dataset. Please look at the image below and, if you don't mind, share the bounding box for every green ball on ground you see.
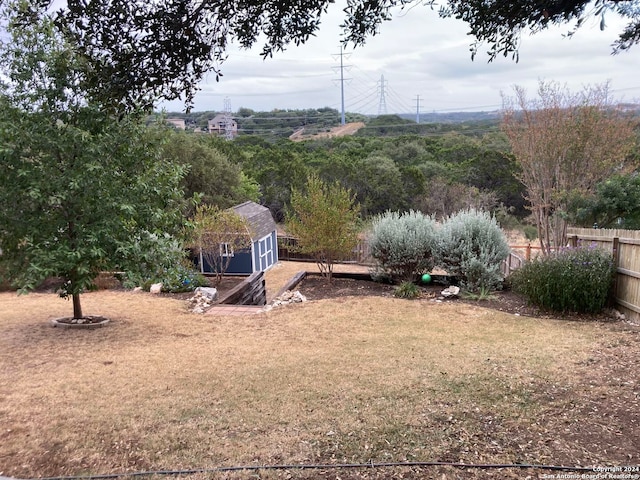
[421,273,432,284]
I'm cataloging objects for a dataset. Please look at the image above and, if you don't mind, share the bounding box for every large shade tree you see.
[501,81,637,254]
[11,0,639,110]
[0,3,187,320]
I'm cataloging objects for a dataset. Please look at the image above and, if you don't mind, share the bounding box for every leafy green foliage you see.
[10,0,639,113]
[187,205,253,287]
[436,209,510,293]
[569,173,640,229]
[523,225,539,241]
[0,106,188,312]
[0,5,187,318]
[286,175,360,282]
[369,210,438,282]
[119,233,206,293]
[394,281,421,299]
[242,146,309,222]
[236,133,526,222]
[355,155,406,216]
[511,246,614,313]
[159,129,257,209]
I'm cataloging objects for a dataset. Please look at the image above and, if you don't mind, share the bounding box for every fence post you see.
[611,237,620,306]
[569,235,578,248]
[525,243,531,261]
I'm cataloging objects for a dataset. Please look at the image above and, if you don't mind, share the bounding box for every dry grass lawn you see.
[1,262,639,479]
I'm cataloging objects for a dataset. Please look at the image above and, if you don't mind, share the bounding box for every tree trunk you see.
[72,292,83,319]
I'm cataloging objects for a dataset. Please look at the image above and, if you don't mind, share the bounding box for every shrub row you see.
[369,209,510,293]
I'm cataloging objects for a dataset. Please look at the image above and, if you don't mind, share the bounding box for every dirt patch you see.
[290,122,365,141]
[295,273,619,321]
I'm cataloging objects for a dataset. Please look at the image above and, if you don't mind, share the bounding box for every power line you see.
[385,84,414,113]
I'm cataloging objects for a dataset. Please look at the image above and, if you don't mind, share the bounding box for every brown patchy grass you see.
[1,263,639,479]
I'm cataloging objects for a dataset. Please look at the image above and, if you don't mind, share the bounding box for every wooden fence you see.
[501,250,526,277]
[281,234,529,280]
[501,242,558,276]
[277,235,373,265]
[567,227,640,323]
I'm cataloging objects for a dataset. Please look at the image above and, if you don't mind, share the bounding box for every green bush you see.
[157,260,208,293]
[120,232,207,292]
[511,246,614,313]
[436,209,510,293]
[523,225,538,241]
[394,281,420,299]
[369,210,438,282]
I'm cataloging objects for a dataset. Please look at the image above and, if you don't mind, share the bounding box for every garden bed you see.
[292,272,618,321]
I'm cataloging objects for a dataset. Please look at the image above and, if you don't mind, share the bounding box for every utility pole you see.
[414,95,421,124]
[223,97,234,140]
[332,46,351,125]
[377,74,387,116]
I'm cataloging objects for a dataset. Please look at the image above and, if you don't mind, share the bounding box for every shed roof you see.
[230,201,277,240]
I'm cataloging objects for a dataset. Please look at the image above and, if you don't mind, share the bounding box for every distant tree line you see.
[164,103,640,238]
[167,127,523,222]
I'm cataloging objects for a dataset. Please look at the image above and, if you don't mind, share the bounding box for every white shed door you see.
[258,234,273,271]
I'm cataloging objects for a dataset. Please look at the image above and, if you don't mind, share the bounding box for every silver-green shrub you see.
[436,209,510,293]
[369,210,438,282]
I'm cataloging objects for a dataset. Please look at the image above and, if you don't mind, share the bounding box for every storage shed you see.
[198,201,278,275]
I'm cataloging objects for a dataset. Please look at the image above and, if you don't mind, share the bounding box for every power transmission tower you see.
[332,46,351,125]
[377,75,387,116]
[414,94,421,124]
[223,97,234,140]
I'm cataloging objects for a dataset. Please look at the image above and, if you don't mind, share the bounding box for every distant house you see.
[208,114,238,137]
[166,118,186,130]
[197,201,278,275]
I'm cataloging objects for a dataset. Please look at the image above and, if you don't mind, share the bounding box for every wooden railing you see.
[277,235,373,265]
[217,271,266,306]
[501,250,526,277]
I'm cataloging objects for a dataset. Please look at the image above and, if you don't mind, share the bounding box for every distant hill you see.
[397,110,502,123]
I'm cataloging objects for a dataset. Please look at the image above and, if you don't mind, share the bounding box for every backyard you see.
[0,262,639,479]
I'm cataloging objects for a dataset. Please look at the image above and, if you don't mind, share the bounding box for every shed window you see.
[220,243,234,257]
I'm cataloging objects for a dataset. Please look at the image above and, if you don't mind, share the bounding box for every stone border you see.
[50,317,110,329]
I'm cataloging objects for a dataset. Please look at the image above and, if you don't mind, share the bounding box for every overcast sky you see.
[161,3,640,115]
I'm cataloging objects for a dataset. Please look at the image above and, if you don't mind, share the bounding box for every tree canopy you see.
[0,3,188,319]
[158,129,259,209]
[286,174,360,281]
[12,0,638,110]
[187,204,252,286]
[502,81,637,253]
